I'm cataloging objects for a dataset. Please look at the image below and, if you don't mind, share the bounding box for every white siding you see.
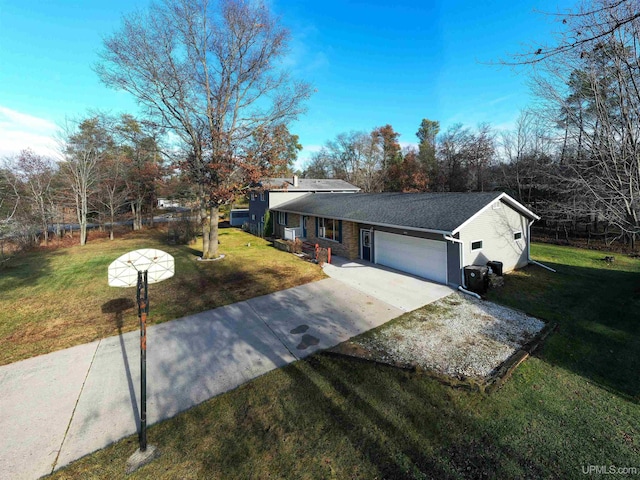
[268,192,312,209]
[458,200,530,272]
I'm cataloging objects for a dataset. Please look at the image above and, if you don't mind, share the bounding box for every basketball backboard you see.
[108,249,175,288]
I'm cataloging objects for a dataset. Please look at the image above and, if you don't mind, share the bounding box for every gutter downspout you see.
[458,285,482,299]
[526,219,557,273]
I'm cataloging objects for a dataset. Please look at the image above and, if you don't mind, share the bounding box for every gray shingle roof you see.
[261,177,360,192]
[274,191,511,233]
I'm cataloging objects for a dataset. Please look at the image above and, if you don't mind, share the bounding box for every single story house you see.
[247,175,360,235]
[272,191,539,288]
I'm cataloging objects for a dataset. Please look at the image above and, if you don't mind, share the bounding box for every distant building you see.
[247,175,360,236]
[157,198,181,209]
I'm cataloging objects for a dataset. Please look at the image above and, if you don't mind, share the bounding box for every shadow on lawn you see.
[489,261,640,401]
[0,249,53,294]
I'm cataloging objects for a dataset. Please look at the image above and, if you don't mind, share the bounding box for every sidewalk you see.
[0,278,402,479]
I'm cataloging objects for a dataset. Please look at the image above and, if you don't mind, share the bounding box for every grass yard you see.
[0,227,325,366]
[49,243,640,479]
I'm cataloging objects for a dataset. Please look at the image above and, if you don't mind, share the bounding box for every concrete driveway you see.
[0,278,402,480]
[323,256,454,311]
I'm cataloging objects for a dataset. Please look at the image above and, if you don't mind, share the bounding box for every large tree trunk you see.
[131,201,143,230]
[201,204,219,259]
[77,192,88,246]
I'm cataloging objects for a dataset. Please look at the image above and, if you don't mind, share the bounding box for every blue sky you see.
[0,0,574,166]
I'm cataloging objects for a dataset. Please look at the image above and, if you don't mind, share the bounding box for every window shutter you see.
[315,217,319,237]
[338,220,342,243]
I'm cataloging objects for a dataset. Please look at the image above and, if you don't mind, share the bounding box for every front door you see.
[360,229,372,261]
[302,216,307,238]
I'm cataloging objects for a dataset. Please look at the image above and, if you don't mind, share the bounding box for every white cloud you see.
[0,106,60,159]
[399,141,418,151]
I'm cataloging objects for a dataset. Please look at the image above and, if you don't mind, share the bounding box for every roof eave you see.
[451,192,540,235]
[272,206,452,235]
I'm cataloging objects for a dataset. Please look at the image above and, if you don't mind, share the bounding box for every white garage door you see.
[374,231,447,284]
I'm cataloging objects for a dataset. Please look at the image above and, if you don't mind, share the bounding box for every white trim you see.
[470,239,483,251]
[452,192,540,235]
[527,218,534,261]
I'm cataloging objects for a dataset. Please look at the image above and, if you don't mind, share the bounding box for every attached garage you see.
[374,231,447,284]
[271,191,540,288]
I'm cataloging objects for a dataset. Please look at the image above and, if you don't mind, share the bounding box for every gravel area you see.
[352,293,545,379]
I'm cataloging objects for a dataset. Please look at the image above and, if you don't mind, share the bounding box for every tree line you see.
[0,114,171,257]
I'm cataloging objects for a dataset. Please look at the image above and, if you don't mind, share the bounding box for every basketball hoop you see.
[108,249,175,454]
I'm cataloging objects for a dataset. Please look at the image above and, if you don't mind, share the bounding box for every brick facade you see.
[304,216,360,260]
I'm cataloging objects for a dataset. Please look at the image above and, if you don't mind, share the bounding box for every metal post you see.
[136,270,149,452]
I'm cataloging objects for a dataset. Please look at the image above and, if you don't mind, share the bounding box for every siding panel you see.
[458,200,529,272]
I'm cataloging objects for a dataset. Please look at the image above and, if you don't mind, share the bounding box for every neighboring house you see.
[157,198,181,209]
[247,175,360,235]
[229,209,250,226]
[272,191,539,287]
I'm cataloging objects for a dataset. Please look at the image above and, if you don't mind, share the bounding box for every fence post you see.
[327,247,331,264]
[315,243,319,260]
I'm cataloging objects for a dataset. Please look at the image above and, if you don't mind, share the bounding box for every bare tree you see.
[500,111,555,203]
[0,166,21,263]
[466,123,496,192]
[98,153,129,240]
[3,150,56,245]
[97,0,311,258]
[438,124,473,192]
[528,1,640,246]
[303,131,383,192]
[505,0,640,64]
[60,117,112,245]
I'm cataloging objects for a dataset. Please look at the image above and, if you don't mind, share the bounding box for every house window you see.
[251,214,256,221]
[259,192,265,202]
[250,192,255,201]
[261,215,265,223]
[514,231,523,241]
[278,211,287,225]
[471,240,483,251]
[318,217,339,242]
[492,202,501,209]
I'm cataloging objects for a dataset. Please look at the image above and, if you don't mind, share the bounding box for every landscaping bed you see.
[331,292,546,387]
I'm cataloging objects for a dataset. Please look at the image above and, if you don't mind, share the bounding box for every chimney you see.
[293,174,299,187]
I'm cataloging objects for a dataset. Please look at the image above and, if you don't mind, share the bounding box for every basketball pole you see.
[136,270,149,452]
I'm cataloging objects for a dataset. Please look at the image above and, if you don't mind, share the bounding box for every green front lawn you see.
[50,242,640,479]
[0,227,325,366]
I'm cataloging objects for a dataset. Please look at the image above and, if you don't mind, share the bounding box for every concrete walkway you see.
[323,256,454,311]
[0,278,403,480]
